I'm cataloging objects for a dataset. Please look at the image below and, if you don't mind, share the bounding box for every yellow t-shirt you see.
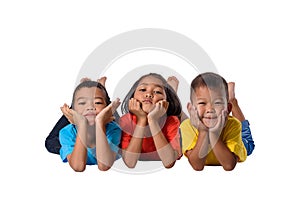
[180,116,247,165]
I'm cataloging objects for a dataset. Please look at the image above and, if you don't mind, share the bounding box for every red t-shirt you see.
[119,113,182,160]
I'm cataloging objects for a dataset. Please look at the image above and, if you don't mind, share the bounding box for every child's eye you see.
[215,101,224,105]
[153,90,162,94]
[138,88,146,92]
[95,101,103,105]
[78,102,86,105]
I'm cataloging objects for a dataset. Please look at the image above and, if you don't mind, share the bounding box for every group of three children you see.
[45,72,255,171]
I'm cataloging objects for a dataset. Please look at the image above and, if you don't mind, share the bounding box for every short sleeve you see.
[119,114,134,150]
[59,124,76,163]
[106,121,122,156]
[163,116,182,159]
[180,119,198,156]
[223,117,247,162]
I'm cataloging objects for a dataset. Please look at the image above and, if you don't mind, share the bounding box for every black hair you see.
[71,80,120,122]
[121,73,182,118]
[71,80,111,107]
[190,72,229,101]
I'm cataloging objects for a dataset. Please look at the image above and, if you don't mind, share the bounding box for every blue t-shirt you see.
[59,121,121,165]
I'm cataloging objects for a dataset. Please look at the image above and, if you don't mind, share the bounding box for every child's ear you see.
[227,102,232,114]
[187,102,192,111]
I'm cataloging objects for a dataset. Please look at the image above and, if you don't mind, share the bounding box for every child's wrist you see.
[137,117,147,126]
[76,121,88,128]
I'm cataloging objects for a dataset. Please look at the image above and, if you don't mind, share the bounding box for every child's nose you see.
[86,102,96,110]
[206,104,215,113]
[87,107,96,111]
[145,92,153,98]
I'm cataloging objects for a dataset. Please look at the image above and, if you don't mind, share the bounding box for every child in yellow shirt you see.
[180,72,247,171]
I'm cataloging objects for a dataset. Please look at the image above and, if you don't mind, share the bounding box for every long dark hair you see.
[121,73,182,118]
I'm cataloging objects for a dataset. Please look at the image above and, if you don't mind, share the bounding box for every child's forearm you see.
[186,132,209,171]
[149,120,177,168]
[95,124,115,171]
[209,134,237,171]
[68,133,87,172]
[230,98,245,122]
[122,125,145,168]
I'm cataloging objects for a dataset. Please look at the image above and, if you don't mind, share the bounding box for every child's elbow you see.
[97,163,111,171]
[188,159,205,171]
[122,154,137,168]
[222,163,236,171]
[71,165,86,172]
[68,157,86,172]
[164,161,175,169]
[124,160,137,169]
[192,165,205,171]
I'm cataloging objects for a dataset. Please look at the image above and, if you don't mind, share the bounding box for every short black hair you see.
[71,80,111,107]
[190,72,229,101]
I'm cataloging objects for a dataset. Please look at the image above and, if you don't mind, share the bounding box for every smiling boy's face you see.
[74,87,107,125]
[192,86,228,128]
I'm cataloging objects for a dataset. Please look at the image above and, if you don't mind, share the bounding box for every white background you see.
[1,0,299,199]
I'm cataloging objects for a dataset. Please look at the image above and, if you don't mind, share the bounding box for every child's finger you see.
[129,98,139,112]
[215,110,226,130]
[61,104,75,124]
[111,98,121,114]
[161,100,169,110]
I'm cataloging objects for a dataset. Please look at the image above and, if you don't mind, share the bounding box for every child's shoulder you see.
[223,116,242,133]
[59,124,77,139]
[179,118,195,133]
[227,116,241,126]
[107,120,121,129]
[166,115,180,123]
[60,123,76,133]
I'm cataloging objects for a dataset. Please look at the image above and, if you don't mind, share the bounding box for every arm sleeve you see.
[45,115,70,154]
[180,119,198,155]
[164,116,182,159]
[224,119,247,162]
[106,122,122,154]
[241,120,255,156]
[119,114,133,150]
[59,125,76,163]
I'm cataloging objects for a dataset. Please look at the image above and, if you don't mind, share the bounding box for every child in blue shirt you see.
[45,77,120,155]
[59,80,121,171]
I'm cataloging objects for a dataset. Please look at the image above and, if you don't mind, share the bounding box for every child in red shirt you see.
[119,73,182,169]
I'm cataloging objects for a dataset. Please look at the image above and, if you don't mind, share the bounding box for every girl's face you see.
[133,76,167,113]
[192,86,227,128]
[74,87,107,125]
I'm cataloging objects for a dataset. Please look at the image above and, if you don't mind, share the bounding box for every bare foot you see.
[228,82,235,103]
[167,76,179,92]
[97,76,107,87]
[80,77,91,83]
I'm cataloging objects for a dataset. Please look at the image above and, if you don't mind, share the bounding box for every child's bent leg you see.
[45,115,70,154]
[167,76,179,92]
[97,76,107,87]
[167,76,188,122]
[228,82,255,155]
[228,82,245,122]
[241,120,255,156]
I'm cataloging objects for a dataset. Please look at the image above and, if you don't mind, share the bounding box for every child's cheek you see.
[196,107,202,118]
